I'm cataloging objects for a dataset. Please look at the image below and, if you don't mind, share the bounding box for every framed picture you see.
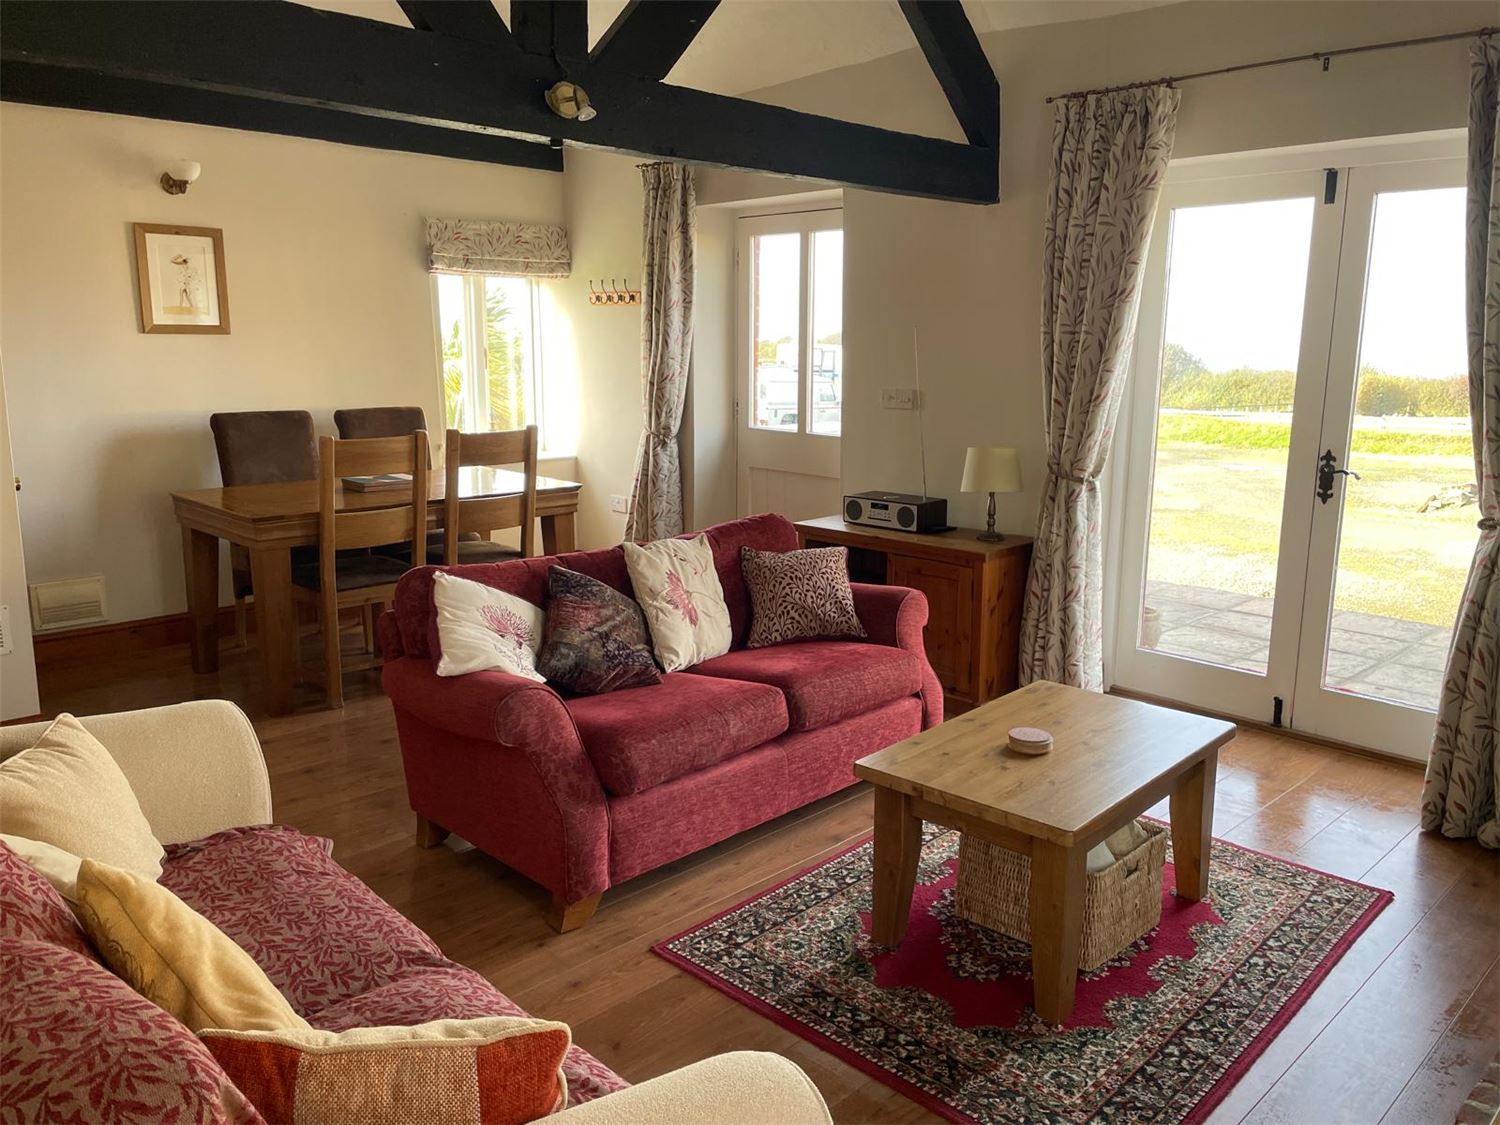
[133,223,230,334]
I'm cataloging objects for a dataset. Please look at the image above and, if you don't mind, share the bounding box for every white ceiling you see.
[297,0,1180,96]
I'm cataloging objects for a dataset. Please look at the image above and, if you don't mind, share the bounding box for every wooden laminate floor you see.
[38,641,1499,1124]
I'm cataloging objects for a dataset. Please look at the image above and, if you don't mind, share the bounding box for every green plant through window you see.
[435,272,539,437]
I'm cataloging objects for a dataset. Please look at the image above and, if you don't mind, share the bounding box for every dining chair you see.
[440,425,538,564]
[208,410,318,648]
[336,405,479,559]
[291,431,429,708]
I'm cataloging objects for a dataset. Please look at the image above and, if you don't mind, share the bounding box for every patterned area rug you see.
[655,826,1391,1124]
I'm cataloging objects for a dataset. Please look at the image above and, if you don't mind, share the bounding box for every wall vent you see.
[28,577,107,632]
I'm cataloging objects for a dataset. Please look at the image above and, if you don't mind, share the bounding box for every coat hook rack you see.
[587,277,641,307]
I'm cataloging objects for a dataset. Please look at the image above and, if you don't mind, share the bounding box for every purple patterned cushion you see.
[2,936,262,1123]
[537,566,662,695]
[741,546,867,649]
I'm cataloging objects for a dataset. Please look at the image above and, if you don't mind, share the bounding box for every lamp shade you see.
[960,446,1021,494]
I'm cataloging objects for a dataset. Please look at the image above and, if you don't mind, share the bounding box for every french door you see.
[1113,145,1472,760]
[735,210,843,520]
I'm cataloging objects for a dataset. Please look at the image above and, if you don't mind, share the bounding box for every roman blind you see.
[425,218,571,279]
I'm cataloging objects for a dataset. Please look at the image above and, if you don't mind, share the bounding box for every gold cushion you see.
[0,714,164,880]
[71,858,310,1033]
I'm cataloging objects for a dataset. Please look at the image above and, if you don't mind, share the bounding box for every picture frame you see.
[132,223,230,334]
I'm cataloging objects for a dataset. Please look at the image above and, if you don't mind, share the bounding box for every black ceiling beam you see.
[510,1,587,64]
[0,1,997,203]
[898,0,999,150]
[588,1,720,81]
[397,1,521,58]
[0,60,563,172]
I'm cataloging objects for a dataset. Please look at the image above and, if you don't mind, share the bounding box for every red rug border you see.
[652,827,1394,1125]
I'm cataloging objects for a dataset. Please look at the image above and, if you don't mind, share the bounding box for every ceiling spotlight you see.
[160,159,201,195]
[545,81,596,122]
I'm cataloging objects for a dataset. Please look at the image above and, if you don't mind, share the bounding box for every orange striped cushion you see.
[200,1017,570,1124]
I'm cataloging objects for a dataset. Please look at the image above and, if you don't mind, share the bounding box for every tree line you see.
[1160,343,1468,417]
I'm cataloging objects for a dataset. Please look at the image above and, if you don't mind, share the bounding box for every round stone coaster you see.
[1008,726,1054,756]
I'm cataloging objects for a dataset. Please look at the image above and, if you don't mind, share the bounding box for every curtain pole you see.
[1045,25,1497,104]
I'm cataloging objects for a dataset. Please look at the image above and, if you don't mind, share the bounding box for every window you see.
[433,273,544,439]
[744,213,843,437]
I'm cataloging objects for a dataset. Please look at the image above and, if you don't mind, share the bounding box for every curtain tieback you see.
[1046,463,1097,485]
[1479,517,1498,531]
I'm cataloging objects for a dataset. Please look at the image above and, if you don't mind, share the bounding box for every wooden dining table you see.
[171,467,581,715]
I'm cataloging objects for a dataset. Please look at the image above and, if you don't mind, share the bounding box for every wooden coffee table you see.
[854,680,1236,1024]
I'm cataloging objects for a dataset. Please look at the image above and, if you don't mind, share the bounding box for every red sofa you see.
[381,513,942,930]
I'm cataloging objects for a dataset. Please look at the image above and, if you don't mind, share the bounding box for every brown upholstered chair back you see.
[334,407,432,468]
[210,410,318,486]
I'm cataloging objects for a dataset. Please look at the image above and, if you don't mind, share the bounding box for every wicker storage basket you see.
[954,821,1167,972]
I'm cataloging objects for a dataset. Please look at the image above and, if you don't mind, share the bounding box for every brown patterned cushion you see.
[536,566,662,695]
[741,546,867,649]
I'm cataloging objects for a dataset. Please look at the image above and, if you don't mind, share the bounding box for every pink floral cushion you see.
[0,839,91,958]
[1,936,262,1123]
[741,546,866,649]
[160,826,627,1106]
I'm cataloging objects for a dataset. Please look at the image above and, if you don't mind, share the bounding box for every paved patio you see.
[1141,580,1450,711]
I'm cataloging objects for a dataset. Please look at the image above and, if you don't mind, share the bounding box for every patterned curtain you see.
[1018,87,1180,690]
[625,163,696,542]
[426,218,571,278]
[1421,38,1500,849]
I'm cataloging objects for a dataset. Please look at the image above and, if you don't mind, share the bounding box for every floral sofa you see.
[0,701,830,1123]
[381,513,942,930]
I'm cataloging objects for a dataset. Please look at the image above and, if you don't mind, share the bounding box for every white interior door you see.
[1112,141,1472,761]
[735,210,843,521]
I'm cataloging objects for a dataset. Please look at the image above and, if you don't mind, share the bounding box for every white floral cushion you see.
[432,572,545,681]
[622,534,732,673]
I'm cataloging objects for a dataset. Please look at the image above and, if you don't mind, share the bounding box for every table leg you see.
[871,788,923,946]
[181,527,220,674]
[541,511,576,555]
[1171,750,1217,902]
[249,546,295,717]
[1028,840,1086,1025]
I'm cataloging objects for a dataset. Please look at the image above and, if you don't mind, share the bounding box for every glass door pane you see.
[1138,197,1316,674]
[749,232,801,432]
[809,229,843,436]
[1321,186,1469,710]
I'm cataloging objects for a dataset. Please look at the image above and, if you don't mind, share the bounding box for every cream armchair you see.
[0,702,832,1125]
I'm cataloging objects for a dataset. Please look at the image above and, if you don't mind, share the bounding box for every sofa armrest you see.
[851,583,942,727]
[383,659,582,749]
[554,1052,831,1125]
[0,700,271,845]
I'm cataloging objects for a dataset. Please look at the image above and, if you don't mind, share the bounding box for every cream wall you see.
[739,0,1493,535]
[0,104,563,623]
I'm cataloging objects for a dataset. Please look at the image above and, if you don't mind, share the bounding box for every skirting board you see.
[31,606,246,667]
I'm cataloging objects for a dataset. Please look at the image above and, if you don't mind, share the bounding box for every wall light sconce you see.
[545,81,596,122]
[159,159,202,195]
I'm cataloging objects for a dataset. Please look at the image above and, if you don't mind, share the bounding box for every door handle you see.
[1316,449,1361,504]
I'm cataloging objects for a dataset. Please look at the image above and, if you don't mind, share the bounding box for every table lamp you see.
[960,446,1022,542]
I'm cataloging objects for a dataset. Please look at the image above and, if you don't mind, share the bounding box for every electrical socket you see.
[880,388,918,410]
[609,494,629,514]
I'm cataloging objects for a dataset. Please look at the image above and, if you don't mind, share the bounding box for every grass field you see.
[1145,412,1476,627]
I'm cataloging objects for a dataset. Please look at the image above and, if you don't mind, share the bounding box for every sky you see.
[753,228,844,362]
[1162,186,1467,380]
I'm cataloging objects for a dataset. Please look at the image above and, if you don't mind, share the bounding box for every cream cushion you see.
[0,714,165,880]
[0,834,83,900]
[71,858,309,1033]
[623,534,732,672]
[433,572,547,681]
